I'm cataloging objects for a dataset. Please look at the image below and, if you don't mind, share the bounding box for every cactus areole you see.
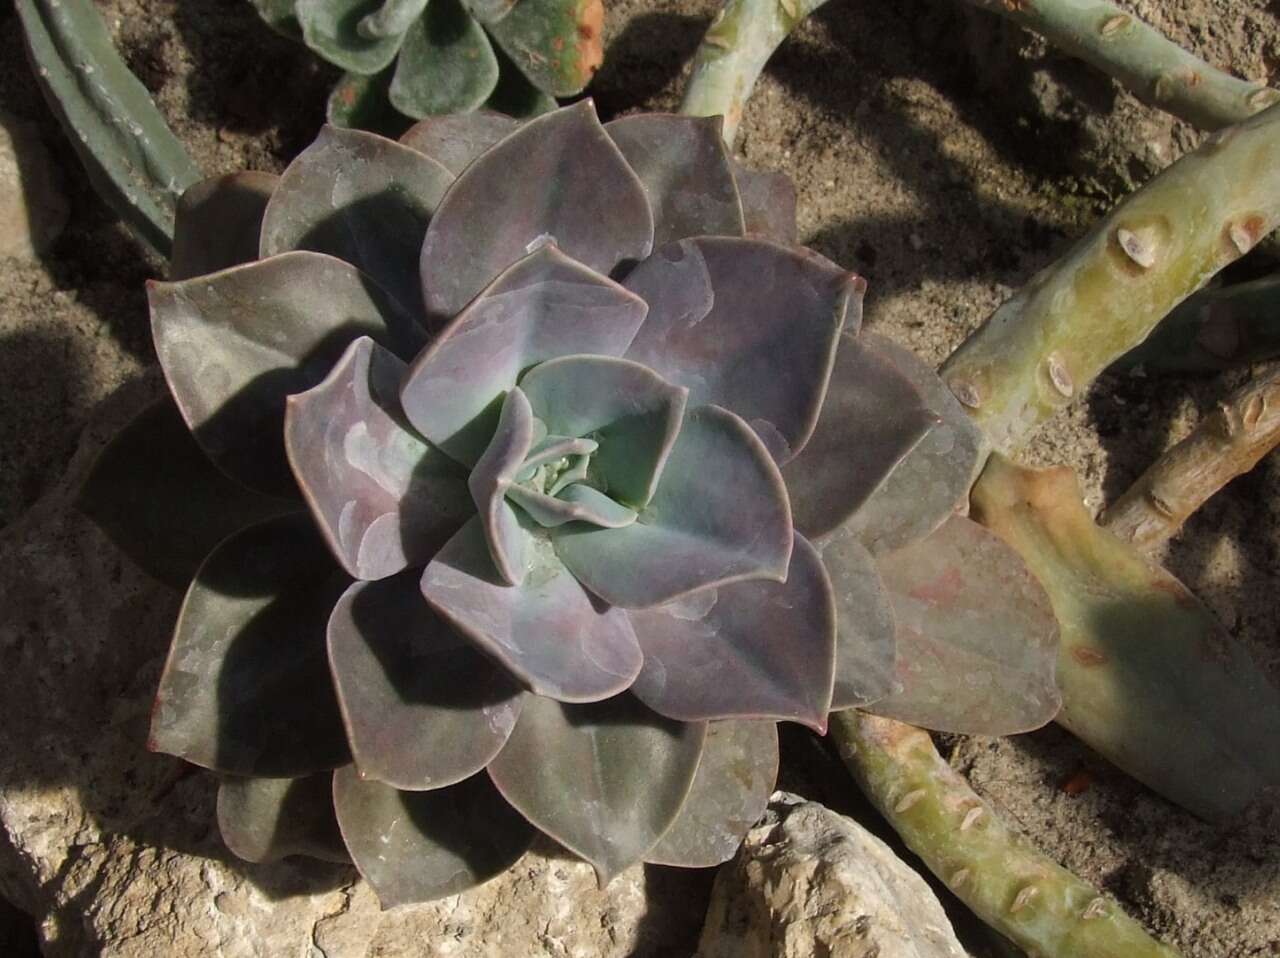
[80,102,1059,906]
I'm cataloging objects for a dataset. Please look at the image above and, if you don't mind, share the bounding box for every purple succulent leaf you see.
[487,693,707,884]
[604,114,745,245]
[419,101,654,325]
[149,514,351,777]
[260,125,454,323]
[517,434,598,478]
[843,334,987,556]
[866,515,1061,735]
[518,354,688,508]
[334,766,535,907]
[623,237,861,464]
[421,516,643,702]
[328,573,525,791]
[400,110,521,175]
[401,245,649,465]
[553,405,793,609]
[506,483,638,528]
[784,333,937,543]
[170,171,277,281]
[150,251,419,496]
[285,337,472,581]
[816,524,898,710]
[644,720,779,868]
[468,386,536,585]
[730,160,797,244]
[217,772,350,864]
[627,533,835,732]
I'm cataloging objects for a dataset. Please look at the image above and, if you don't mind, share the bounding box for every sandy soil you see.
[2,0,1279,953]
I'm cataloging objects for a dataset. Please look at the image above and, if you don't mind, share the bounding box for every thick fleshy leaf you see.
[388,0,499,117]
[554,405,792,609]
[645,720,779,868]
[866,515,1060,735]
[519,354,687,508]
[460,0,517,22]
[843,334,987,556]
[624,237,861,463]
[149,515,351,776]
[784,334,936,542]
[506,482,637,528]
[483,43,558,118]
[402,245,648,464]
[251,0,302,38]
[468,386,536,584]
[170,172,277,281]
[419,102,653,324]
[483,0,603,97]
[261,125,453,320]
[296,0,407,74]
[358,0,428,36]
[150,252,416,496]
[487,693,706,883]
[816,525,898,710]
[400,111,521,174]
[334,767,534,906]
[421,516,643,701]
[76,399,298,589]
[326,68,410,137]
[217,773,349,864]
[285,337,470,581]
[628,534,835,731]
[605,114,744,245]
[328,574,524,790]
[731,160,797,244]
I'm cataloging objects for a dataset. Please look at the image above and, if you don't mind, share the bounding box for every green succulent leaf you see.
[326,68,410,137]
[334,766,535,905]
[627,533,835,731]
[400,111,521,174]
[867,515,1061,736]
[261,125,453,321]
[251,0,303,38]
[605,114,745,245]
[784,334,936,542]
[401,245,649,465]
[645,720,779,868]
[422,516,644,702]
[553,405,793,609]
[75,398,298,590]
[482,0,603,97]
[328,573,525,790]
[285,337,472,581]
[149,514,351,777]
[624,237,858,464]
[149,252,418,496]
[419,101,654,324]
[815,526,897,710]
[482,42,558,117]
[506,482,638,528]
[468,385,538,585]
[388,0,499,117]
[358,0,429,37]
[170,172,277,281]
[731,160,797,243]
[487,693,706,884]
[296,0,407,74]
[217,772,350,864]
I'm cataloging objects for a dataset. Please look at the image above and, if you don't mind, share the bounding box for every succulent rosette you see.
[80,102,1060,906]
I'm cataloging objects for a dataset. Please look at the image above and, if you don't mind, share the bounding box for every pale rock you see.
[0,112,69,260]
[697,793,968,958]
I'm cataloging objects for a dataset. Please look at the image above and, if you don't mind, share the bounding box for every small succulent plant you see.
[252,0,602,130]
[80,101,1060,906]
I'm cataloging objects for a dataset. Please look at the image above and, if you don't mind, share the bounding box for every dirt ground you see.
[2,0,1279,954]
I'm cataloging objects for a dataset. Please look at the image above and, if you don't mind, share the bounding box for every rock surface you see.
[698,793,968,958]
[0,110,68,260]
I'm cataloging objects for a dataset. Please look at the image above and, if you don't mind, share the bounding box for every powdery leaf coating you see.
[261,125,453,321]
[730,160,797,244]
[403,245,649,465]
[296,0,406,74]
[623,237,858,464]
[644,720,779,868]
[421,516,643,702]
[217,773,349,864]
[467,385,536,585]
[170,171,277,281]
[149,514,351,777]
[400,110,520,174]
[487,693,706,883]
[420,101,653,324]
[605,114,745,245]
[326,67,404,133]
[328,573,524,790]
[867,515,1061,736]
[482,0,603,97]
[286,337,471,581]
[506,482,638,528]
[627,534,835,731]
[553,405,793,609]
[388,0,499,118]
[460,0,518,23]
[149,251,416,496]
[334,766,535,907]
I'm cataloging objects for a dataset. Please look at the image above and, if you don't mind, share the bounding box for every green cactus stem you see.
[940,102,1280,457]
[16,0,202,256]
[829,710,1184,958]
[678,0,830,147]
[957,0,1278,131]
